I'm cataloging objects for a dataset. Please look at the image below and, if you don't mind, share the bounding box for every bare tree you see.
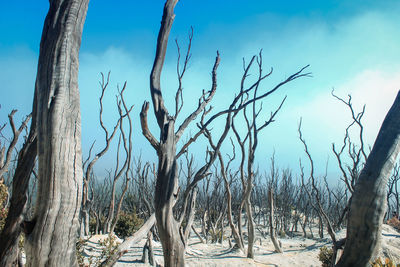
[387,164,400,219]
[231,72,286,258]
[81,72,129,236]
[100,213,156,267]
[103,85,134,234]
[0,109,34,266]
[141,1,309,265]
[0,110,31,179]
[216,141,244,251]
[267,156,283,253]
[336,91,400,267]
[298,120,345,266]
[22,1,90,266]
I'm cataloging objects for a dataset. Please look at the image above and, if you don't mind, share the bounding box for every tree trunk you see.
[336,91,400,267]
[80,209,90,236]
[218,152,244,251]
[268,188,283,253]
[142,230,155,266]
[155,134,185,267]
[100,213,156,267]
[24,1,89,266]
[183,188,198,245]
[245,195,255,258]
[0,104,37,266]
[143,0,190,265]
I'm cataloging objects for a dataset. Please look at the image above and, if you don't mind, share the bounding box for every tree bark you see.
[268,188,283,253]
[100,213,156,267]
[24,1,89,266]
[0,105,37,266]
[144,1,188,266]
[218,152,244,251]
[336,91,400,267]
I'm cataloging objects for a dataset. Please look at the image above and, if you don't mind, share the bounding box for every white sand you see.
[80,223,400,267]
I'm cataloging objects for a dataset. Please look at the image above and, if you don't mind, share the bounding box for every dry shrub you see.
[318,246,333,267]
[371,257,400,267]
[114,211,144,239]
[0,180,8,231]
[386,217,400,232]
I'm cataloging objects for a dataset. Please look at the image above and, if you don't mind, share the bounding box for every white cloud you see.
[294,68,400,145]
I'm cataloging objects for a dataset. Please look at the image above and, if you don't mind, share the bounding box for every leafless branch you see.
[174,27,193,119]
[0,110,31,178]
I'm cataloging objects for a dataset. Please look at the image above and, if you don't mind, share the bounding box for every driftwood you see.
[100,213,156,267]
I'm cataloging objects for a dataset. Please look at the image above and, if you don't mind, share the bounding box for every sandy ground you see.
[81,223,400,267]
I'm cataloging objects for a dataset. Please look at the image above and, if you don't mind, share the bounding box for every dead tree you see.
[90,174,112,235]
[298,120,344,266]
[387,164,399,219]
[267,156,283,253]
[100,213,156,267]
[336,91,400,266]
[103,85,134,234]
[214,140,244,251]
[0,110,31,179]
[108,90,133,234]
[231,65,287,258]
[80,73,131,236]
[141,1,309,265]
[23,1,90,266]
[331,90,368,227]
[0,109,34,267]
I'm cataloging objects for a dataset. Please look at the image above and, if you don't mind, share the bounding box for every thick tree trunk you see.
[336,91,400,267]
[24,1,89,266]
[143,0,187,265]
[155,131,185,267]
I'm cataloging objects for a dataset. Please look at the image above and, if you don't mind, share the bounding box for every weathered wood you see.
[0,104,36,266]
[143,1,309,265]
[268,188,283,253]
[336,91,400,267]
[23,1,89,266]
[100,213,156,267]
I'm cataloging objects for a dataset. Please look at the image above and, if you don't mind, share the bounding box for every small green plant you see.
[371,257,400,267]
[76,237,95,267]
[76,238,87,267]
[114,211,143,239]
[96,234,120,264]
[76,234,120,267]
[318,246,333,267]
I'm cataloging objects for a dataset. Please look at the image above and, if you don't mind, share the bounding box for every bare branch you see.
[174,27,193,119]
[0,110,31,178]
[175,52,220,142]
[150,0,179,128]
[140,102,160,150]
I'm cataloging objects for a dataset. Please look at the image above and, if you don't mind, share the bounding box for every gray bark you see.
[336,91,400,267]
[218,152,244,251]
[100,213,156,267]
[268,188,283,253]
[24,1,89,266]
[0,102,37,266]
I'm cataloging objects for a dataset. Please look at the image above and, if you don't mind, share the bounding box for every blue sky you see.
[1,1,400,181]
